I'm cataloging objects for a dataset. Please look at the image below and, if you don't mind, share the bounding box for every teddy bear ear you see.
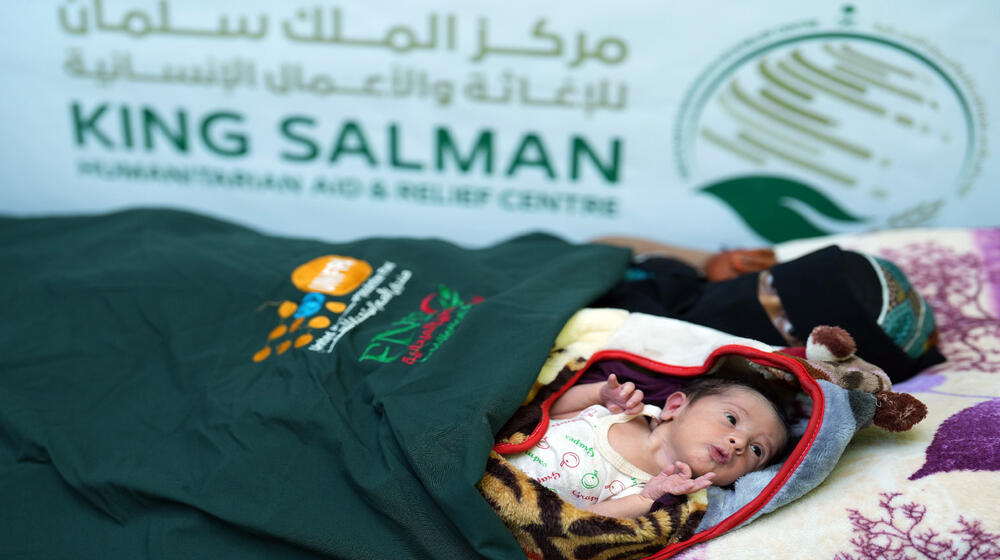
[806,325,857,362]
[873,391,928,431]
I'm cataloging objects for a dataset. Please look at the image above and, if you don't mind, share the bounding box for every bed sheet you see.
[673,228,1000,560]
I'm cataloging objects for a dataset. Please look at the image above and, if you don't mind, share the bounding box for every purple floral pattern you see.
[834,493,1000,560]
[909,399,1000,480]
[878,236,1000,373]
[975,229,1000,318]
[675,544,708,560]
[894,373,947,394]
[676,232,1000,560]
[896,372,998,400]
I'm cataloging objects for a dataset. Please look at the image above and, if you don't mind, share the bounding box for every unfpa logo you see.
[253,255,373,362]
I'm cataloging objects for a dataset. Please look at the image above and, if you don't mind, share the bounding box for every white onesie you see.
[505,404,662,508]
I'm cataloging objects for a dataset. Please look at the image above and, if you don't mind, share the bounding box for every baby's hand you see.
[640,462,715,499]
[599,374,644,415]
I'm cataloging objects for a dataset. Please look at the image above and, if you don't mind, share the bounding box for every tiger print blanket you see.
[479,353,709,560]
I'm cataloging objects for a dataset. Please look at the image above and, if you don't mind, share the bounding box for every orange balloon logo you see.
[291,256,372,296]
[255,255,369,362]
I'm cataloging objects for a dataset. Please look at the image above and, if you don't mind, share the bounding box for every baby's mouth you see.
[710,445,730,465]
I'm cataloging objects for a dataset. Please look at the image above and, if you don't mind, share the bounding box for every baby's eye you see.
[725,413,737,425]
[751,444,763,457]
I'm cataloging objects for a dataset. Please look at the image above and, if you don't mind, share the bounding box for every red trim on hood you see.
[492,348,711,455]
[491,351,601,454]
[648,349,824,559]
[491,344,825,560]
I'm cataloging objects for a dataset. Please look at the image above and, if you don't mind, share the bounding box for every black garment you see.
[591,256,785,346]
[593,247,945,383]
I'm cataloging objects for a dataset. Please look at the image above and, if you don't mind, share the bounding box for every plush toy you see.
[783,325,928,432]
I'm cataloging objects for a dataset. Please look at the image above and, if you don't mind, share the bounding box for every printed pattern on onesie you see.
[505,404,658,508]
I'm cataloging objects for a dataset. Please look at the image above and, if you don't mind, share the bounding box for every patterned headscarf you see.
[768,246,943,382]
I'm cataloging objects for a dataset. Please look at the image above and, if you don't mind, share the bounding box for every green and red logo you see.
[359,284,483,365]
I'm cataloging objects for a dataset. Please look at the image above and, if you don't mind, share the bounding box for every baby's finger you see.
[625,404,643,416]
[691,474,714,492]
[675,461,692,478]
[624,381,636,394]
[606,374,620,389]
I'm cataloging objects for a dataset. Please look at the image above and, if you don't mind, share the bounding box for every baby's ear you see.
[660,391,688,421]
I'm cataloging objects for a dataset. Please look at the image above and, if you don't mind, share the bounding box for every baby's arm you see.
[590,236,715,271]
[641,462,715,498]
[586,462,714,519]
[590,236,776,282]
[550,374,644,419]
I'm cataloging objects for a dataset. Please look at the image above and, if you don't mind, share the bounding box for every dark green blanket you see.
[0,209,630,559]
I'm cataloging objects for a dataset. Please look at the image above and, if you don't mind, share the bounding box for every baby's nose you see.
[729,435,746,453]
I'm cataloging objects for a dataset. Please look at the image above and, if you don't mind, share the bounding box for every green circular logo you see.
[675,23,984,242]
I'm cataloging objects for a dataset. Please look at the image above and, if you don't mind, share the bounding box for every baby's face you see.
[658,387,787,486]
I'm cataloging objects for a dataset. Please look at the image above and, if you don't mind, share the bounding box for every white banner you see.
[1,1,996,247]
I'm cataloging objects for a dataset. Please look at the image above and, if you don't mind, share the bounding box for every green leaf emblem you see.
[701,175,867,242]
